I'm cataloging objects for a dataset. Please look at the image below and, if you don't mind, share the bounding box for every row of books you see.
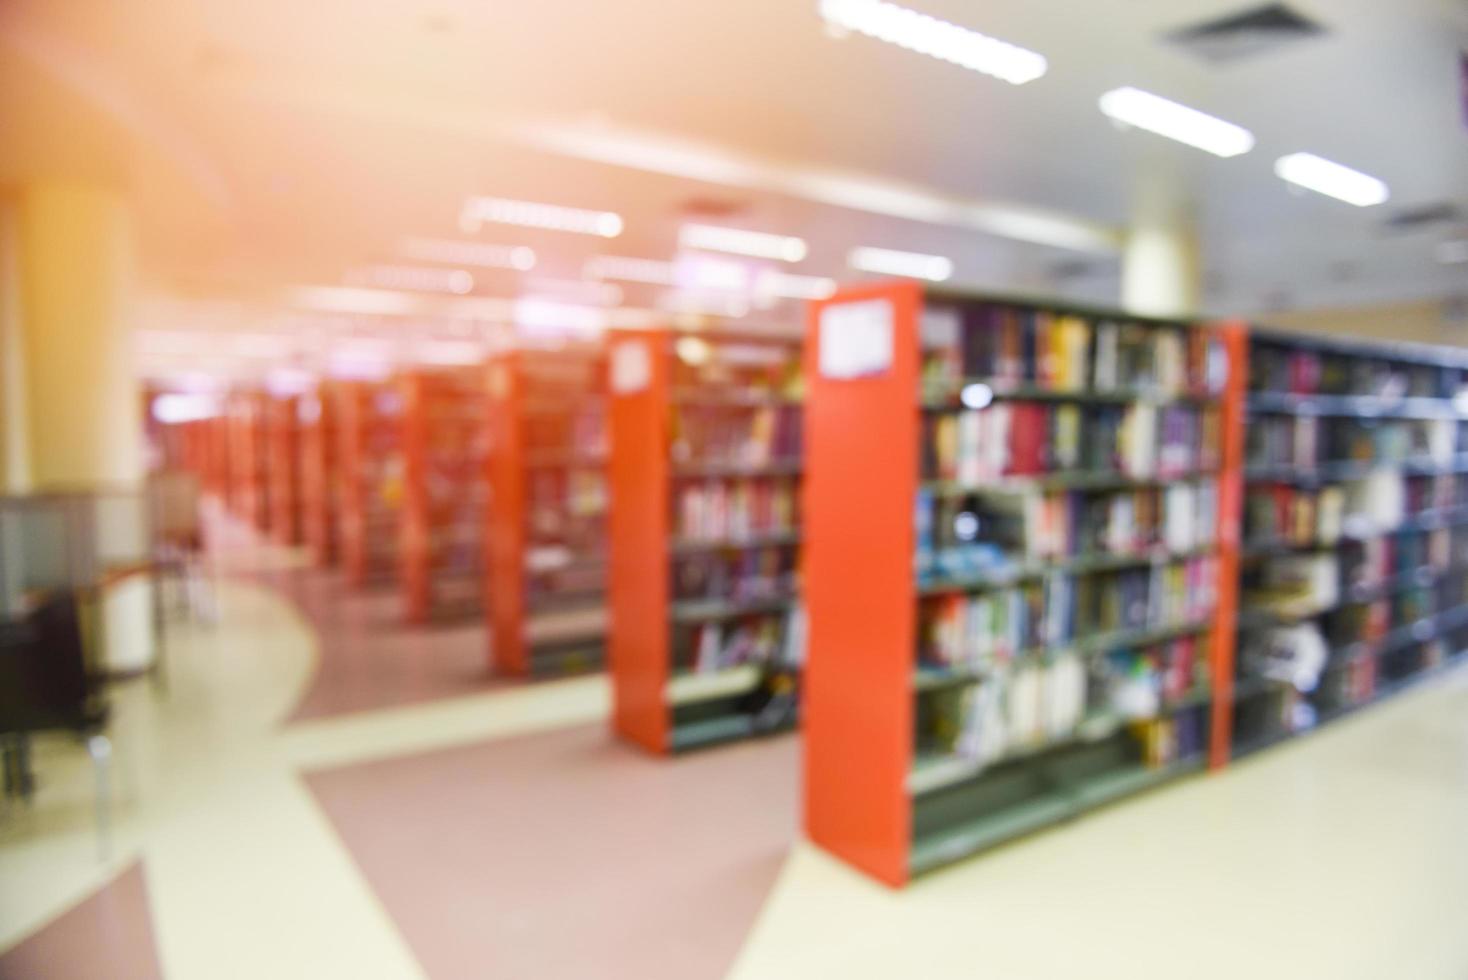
[916,482,1217,578]
[674,477,799,542]
[670,405,803,468]
[918,304,1225,396]
[923,402,1220,484]
[917,649,1208,772]
[917,559,1217,669]
[1405,473,1468,513]
[1245,472,1413,544]
[528,471,607,533]
[673,546,798,604]
[678,608,806,674]
[1250,343,1459,399]
[1246,415,1460,470]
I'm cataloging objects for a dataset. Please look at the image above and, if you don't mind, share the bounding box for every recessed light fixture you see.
[401,237,536,271]
[1274,153,1389,207]
[818,0,1047,85]
[849,246,953,282]
[460,196,624,238]
[1098,86,1255,158]
[680,223,809,263]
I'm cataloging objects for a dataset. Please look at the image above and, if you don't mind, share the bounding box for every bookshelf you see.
[265,393,302,546]
[336,380,406,589]
[401,367,490,624]
[226,390,270,532]
[607,327,806,754]
[802,281,1242,886]
[1233,328,1468,757]
[298,383,339,567]
[486,346,608,676]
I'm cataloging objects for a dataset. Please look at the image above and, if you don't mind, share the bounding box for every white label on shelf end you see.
[611,340,651,394]
[819,299,894,380]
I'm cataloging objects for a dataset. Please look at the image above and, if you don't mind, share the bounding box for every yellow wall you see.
[1265,299,1468,350]
[0,193,31,493]
[15,183,143,489]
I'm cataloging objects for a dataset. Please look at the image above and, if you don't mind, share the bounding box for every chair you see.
[0,590,113,858]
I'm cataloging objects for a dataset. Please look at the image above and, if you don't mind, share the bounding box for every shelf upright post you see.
[336,381,370,588]
[487,352,529,674]
[803,281,923,887]
[400,372,431,623]
[1210,321,1249,769]
[606,329,672,754]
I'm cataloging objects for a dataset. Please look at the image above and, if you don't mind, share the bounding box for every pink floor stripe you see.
[306,725,798,980]
[0,862,162,980]
[251,565,507,723]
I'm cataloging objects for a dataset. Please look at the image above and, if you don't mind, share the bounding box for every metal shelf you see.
[668,594,795,624]
[917,546,1214,596]
[923,467,1217,495]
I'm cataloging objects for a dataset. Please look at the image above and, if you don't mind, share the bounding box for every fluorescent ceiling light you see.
[849,246,953,281]
[755,270,838,300]
[1098,87,1254,158]
[819,0,1046,85]
[523,277,624,307]
[680,223,808,263]
[585,255,677,285]
[152,393,220,425]
[514,297,608,335]
[660,290,751,319]
[348,265,475,294]
[460,196,624,238]
[1274,153,1389,207]
[678,253,753,292]
[401,237,536,271]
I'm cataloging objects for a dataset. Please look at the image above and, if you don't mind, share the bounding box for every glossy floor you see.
[2,557,1467,979]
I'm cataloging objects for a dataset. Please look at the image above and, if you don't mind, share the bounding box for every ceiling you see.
[2,0,1466,343]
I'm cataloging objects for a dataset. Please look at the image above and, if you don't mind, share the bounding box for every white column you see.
[1121,184,1201,319]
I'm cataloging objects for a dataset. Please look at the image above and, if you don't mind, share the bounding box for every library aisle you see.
[2,551,1467,978]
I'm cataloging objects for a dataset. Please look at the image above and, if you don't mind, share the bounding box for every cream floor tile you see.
[0,570,604,978]
[730,666,1468,980]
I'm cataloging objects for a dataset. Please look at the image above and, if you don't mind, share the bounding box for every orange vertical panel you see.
[1211,321,1249,769]
[400,374,432,623]
[487,354,529,675]
[607,330,671,754]
[337,382,371,588]
[803,281,922,887]
[267,395,301,546]
[300,385,338,567]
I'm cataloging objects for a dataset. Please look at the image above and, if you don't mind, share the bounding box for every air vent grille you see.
[1383,202,1463,232]
[1165,3,1325,65]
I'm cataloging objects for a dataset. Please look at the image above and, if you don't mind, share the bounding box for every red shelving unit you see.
[226,389,269,531]
[486,346,608,676]
[401,367,489,624]
[607,327,806,754]
[265,393,301,546]
[336,379,405,589]
[802,282,1243,885]
[298,382,339,567]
